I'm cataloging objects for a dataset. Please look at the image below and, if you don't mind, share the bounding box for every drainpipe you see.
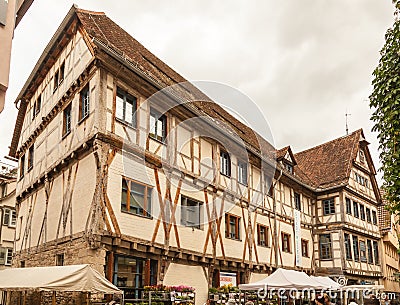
[273,169,283,269]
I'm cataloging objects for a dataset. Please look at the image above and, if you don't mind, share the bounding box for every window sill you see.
[121,209,153,220]
[258,244,270,248]
[220,172,231,178]
[78,114,89,125]
[226,236,241,242]
[149,135,166,145]
[62,131,71,140]
[238,181,248,187]
[116,118,137,130]
[320,258,333,261]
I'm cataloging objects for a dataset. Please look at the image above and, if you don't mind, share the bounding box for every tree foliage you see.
[369,1,400,212]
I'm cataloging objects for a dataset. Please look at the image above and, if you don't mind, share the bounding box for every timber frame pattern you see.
[9,6,384,299]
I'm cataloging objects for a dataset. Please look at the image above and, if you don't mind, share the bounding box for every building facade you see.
[0,163,17,270]
[0,0,34,112]
[378,190,400,293]
[8,6,386,304]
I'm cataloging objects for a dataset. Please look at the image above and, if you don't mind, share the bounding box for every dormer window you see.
[284,162,293,174]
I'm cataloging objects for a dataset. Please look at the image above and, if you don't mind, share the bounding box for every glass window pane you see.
[116,95,124,120]
[126,101,133,124]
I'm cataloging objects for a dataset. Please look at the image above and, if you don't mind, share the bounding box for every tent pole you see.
[52,291,56,305]
[86,292,91,305]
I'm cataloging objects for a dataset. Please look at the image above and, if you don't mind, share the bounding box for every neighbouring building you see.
[379,190,400,294]
[0,0,34,112]
[8,6,385,304]
[0,163,17,269]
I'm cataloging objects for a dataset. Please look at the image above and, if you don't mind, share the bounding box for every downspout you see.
[273,169,283,269]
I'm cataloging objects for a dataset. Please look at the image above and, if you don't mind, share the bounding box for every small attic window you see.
[284,162,293,174]
[359,150,365,164]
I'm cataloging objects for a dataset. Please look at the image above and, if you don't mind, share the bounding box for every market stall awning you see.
[0,264,121,293]
[239,268,327,290]
[310,276,342,289]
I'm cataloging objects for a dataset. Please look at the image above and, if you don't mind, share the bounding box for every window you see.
[0,248,5,265]
[319,234,332,259]
[3,209,16,227]
[220,151,231,177]
[53,62,64,92]
[181,196,202,229]
[373,241,379,265]
[56,254,64,266]
[225,214,240,240]
[281,232,291,253]
[5,248,12,266]
[301,239,309,257]
[121,178,152,217]
[359,240,367,262]
[367,240,373,264]
[323,198,335,215]
[20,154,25,178]
[372,211,377,225]
[355,173,369,188]
[360,204,365,220]
[59,62,65,84]
[353,201,359,218]
[116,88,137,127]
[359,150,365,164]
[237,161,248,185]
[28,145,34,171]
[79,85,90,120]
[32,94,41,120]
[366,208,371,223]
[257,224,269,247]
[284,162,293,174]
[344,233,352,260]
[149,109,167,142]
[353,235,359,262]
[63,103,72,136]
[345,198,352,215]
[294,192,301,211]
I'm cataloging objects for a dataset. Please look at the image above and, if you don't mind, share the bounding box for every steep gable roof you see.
[9,6,276,162]
[294,129,362,189]
[276,146,297,165]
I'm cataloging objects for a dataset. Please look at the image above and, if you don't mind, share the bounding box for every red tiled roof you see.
[9,6,276,161]
[294,130,362,189]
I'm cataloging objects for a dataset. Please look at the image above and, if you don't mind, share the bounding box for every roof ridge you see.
[294,128,362,156]
[74,6,105,16]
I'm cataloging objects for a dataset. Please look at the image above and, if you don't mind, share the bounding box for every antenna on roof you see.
[345,110,351,135]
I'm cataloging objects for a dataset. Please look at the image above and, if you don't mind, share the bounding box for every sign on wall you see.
[294,209,302,267]
[0,0,8,26]
[220,272,237,287]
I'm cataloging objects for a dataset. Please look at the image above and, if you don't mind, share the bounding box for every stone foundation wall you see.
[13,234,106,273]
[10,234,108,305]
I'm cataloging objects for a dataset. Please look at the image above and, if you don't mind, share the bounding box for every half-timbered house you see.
[295,130,382,285]
[8,6,384,304]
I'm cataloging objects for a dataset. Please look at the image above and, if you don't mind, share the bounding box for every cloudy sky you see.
[0,0,395,183]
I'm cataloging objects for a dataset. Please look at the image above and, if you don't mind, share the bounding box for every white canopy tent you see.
[0,264,121,293]
[239,268,327,290]
[310,276,342,290]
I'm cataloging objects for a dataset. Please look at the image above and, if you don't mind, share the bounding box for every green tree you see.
[370,1,400,212]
